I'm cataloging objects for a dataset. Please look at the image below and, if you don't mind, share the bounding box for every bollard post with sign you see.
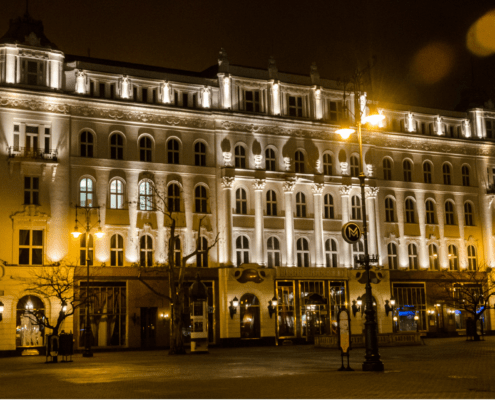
[337,307,353,371]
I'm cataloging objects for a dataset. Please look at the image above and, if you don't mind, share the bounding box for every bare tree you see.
[145,181,219,355]
[432,268,495,341]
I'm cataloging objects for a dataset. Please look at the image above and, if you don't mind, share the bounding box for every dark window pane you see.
[19,230,30,245]
[32,249,42,265]
[19,248,30,264]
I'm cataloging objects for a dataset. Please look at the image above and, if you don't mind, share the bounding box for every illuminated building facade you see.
[0,13,494,355]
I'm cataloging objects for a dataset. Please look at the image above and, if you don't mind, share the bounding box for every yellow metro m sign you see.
[342,222,362,244]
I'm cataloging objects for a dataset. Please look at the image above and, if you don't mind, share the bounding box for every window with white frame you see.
[267,237,281,267]
[167,184,181,212]
[139,136,152,162]
[429,244,439,271]
[195,186,207,213]
[464,202,474,226]
[383,158,392,180]
[288,96,303,117]
[387,243,398,270]
[403,160,412,182]
[167,139,180,164]
[423,162,432,184]
[445,201,455,225]
[350,156,359,177]
[140,235,153,267]
[197,237,208,267]
[325,238,338,268]
[236,188,247,214]
[462,165,470,186]
[351,195,361,220]
[80,131,94,158]
[408,243,418,270]
[467,245,477,271]
[19,229,43,265]
[385,198,395,222]
[323,153,332,175]
[110,133,124,160]
[79,234,93,267]
[448,245,459,271]
[80,178,94,207]
[324,194,334,219]
[110,180,125,209]
[295,151,305,173]
[266,190,277,216]
[235,145,246,168]
[425,200,435,224]
[296,192,306,218]
[405,198,415,224]
[443,164,452,185]
[139,181,153,211]
[194,142,206,166]
[296,238,310,267]
[24,177,39,205]
[110,234,124,266]
[236,235,250,266]
[265,148,276,171]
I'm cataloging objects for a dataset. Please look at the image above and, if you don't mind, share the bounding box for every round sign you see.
[342,222,362,244]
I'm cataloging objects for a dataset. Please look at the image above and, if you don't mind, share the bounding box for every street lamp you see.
[72,204,105,358]
[336,63,385,372]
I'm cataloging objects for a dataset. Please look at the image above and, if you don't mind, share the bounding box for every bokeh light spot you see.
[467,9,495,57]
[411,42,454,85]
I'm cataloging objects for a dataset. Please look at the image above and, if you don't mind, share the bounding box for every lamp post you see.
[336,63,385,372]
[71,205,104,358]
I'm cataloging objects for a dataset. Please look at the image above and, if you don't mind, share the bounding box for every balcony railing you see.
[8,147,58,162]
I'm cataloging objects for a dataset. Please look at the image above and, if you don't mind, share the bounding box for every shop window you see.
[329,281,346,335]
[392,283,426,332]
[300,281,325,337]
[240,294,260,338]
[16,296,45,348]
[19,230,43,265]
[276,282,295,337]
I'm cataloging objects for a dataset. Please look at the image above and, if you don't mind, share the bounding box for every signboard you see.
[337,307,353,371]
[342,222,362,244]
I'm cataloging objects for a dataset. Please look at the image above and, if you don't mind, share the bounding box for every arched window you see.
[448,245,459,271]
[194,142,206,166]
[80,234,93,266]
[462,165,470,186]
[425,200,435,224]
[236,235,249,266]
[140,235,153,267]
[428,244,439,270]
[167,139,180,164]
[236,188,247,214]
[295,151,305,173]
[109,179,125,209]
[445,201,455,225]
[350,155,359,177]
[266,190,277,216]
[353,240,364,267]
[167,184,181,212]
[239,294,260,339]
[195,186,207,213]
[265,148,276,171]
[110,234,124,266]
[443,164,451,185]
[388,243,398,270]
[139,136,152,162]
[324,194,334,219]
[351,195,361,220]
[385,197,395,222]
[464,202,474,226]
[403,160,412,182]
[325,238,338,268]
[197,237,208,267]
[408,243,418,270]
[80,131,94,158]
[235,145,246,168]
[383,158,392,180]
[80,178,94,207]
[174,238,181,267]
[467,245,477,271]
[139,181,153,211]
[323,153,333,175]
[296,192,306,217]
[267,237,281,267]
[423,162,432,184]
[110,133,124,160]
[405,199,415,223]
[296,238,310,267]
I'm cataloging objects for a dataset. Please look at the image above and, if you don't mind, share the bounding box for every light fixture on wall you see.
[268,296,277,318]
[0,300,4,322]
[229,297,239,319]
[385,297,395,317]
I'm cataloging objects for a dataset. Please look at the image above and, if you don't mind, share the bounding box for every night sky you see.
[1,0,495,111]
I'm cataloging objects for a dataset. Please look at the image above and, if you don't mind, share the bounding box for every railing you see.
[8,147,58,161]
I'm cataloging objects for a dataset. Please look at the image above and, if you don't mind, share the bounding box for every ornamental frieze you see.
[0,95,70,114]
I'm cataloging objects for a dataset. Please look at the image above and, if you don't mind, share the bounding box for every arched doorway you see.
[16,295,45,348]
[240,294,260,339]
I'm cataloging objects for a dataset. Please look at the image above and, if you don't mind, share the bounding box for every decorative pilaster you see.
[126,171,140,263]
[416,191,428,268]
[312,183,325,267]
[253,179,266,265]
[339,185,352,268]
[484,195,495,267]
[283,179,297,267]
[435,193,448,268]
[366,187,379,257]
[222,177,235,265]
[455,194,467,267]
[314,87,323,120]
[395,190,406,267]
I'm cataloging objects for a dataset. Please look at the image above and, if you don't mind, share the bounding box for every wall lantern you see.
[0,300,4,322]
[268,296,277,319]
[385,297,395,317]
[229,297,239,319]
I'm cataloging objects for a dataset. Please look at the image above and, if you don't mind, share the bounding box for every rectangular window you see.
[244,90,260,112]
[486,120,494,139]
[182,93,189,107]
[421,122,426,134]
[133,87,138,101]
[44,128,50,153]
[192,94,197,108]
[152,89,156,104]
[174,91,179,105]
[110,84,116,99]
[26,60,42,85]
[25,126,39,151]
[13,124,20,150]
[276,282,295,337]
[19,229,43,265]
[142,88,148,103]
[392,283,426,332]
[24,177,39,205]
[90,81,95,96]
[328,101,340,122]
[288,96,303,117]
[99,83,106,98]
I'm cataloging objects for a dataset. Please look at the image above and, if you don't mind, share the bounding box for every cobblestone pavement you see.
[1,337,494,399]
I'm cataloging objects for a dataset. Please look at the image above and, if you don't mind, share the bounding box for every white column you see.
[416,191,428,268]
[395,190,406,267]
[435,193,448,268]
[219,74,232,109]
[314,87,323,119]
[271,81,280,115]
[312,183,324,267]
[253,179,266,266]
[126,171,140,264]
[455,194,467,266]
[5,47,17,84]
[222,177,235,265]
[283,180,297,267]
[483,195,494,267]
[339,185,351,268]
[366,187,379,256]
